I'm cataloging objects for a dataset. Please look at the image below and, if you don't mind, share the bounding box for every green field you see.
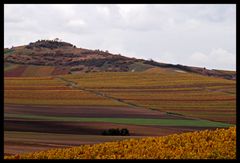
[5,113,232,127]
[4,49,14,55]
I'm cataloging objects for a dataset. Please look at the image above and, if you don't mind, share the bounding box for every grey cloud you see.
[4,4,236,70]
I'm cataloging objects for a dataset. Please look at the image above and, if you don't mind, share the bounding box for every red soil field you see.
[51,67,70,75]
[4,86,70,90]
[4,104,190,119]
[4,65,27,77]
[4,120,215,136]
[121,98,235,101]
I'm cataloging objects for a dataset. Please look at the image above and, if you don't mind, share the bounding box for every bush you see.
[102,128,130,136]
[120,128,130,136]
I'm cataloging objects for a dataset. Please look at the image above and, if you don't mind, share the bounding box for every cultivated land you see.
[5,127,236,159]
[4,40,236,80]
[4,68,235,155]
[63,69,236,124]
[4,40,236,158]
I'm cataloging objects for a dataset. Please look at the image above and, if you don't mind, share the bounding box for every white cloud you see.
[65,19,87,33]
[67,19,86,27]
[4,4,236,70]
[187,48,236,70]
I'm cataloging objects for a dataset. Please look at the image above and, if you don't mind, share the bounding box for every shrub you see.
[120,128,130,136]
[102,128,130,136]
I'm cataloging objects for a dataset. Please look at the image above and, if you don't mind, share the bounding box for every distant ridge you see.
[4,39,236,80]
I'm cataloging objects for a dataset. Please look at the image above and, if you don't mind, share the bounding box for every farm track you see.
[56,76,153,110]
[54,77,206,121]
[198,85,235,95]
[55,77,141,108]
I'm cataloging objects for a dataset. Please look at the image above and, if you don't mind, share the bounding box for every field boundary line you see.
[54,76,201,121]
[55,76,147,109]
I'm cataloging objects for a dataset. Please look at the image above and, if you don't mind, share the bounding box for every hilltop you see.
[4,39,236,80]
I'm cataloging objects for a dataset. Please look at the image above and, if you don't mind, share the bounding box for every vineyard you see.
[4,68,236,157]
[4,38,236,159]
[5,126,236,159]
[63,69,236,124]
[4,63,70,77]
[4,77,124,106]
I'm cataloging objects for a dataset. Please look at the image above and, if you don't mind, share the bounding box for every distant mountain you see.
[4,39,236,80]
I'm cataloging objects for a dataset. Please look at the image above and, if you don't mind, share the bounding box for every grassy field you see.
[4,49,14,55]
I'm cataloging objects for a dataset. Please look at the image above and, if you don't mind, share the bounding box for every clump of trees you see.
[26,38,76,49]
[102,128,130,136]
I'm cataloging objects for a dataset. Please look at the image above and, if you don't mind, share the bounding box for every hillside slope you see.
[4,39,236,80]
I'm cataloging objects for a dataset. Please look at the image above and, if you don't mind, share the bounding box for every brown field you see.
[4,70,236,156]
[51,67,70,75]
[4,104,188,119]
[4,104,226,155]
[5,116,215,156]
[4,63,70,77]
[5,119,210,136]
[62,71,235,124]
[4,131,143,155]
[4,65,27,77]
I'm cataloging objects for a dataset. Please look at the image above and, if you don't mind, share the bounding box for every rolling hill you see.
[4,39,236,80]
[4,39,236,158]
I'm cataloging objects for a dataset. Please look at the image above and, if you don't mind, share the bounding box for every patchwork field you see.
[63,69,236,124]
[4,68,236,156]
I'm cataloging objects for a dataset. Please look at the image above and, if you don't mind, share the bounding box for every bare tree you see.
[54,38,60,42]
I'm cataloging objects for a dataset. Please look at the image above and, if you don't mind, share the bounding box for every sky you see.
[4,4,236,70]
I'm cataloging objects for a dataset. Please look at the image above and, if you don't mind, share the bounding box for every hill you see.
[4,39,236,80]
[4,39,236,158]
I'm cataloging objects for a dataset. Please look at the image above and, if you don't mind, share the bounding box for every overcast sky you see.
[4,4,236,70]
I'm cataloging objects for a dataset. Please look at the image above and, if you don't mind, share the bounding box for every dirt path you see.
[198,85,235,95]
[54,77,201,121]
[55,76,143,109]
[206,88,235,95]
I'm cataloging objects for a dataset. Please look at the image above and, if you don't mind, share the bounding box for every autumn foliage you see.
[5,126,236,159]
